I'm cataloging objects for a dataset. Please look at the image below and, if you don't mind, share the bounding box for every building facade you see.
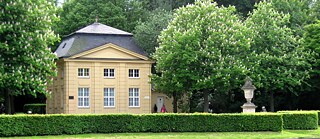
[46,22,172,114]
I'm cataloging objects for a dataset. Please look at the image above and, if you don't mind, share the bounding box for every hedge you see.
[0,113,283,137]
[23,104,46,114]
[278,111,318,130]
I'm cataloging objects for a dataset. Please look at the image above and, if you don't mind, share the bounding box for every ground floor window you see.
[104,88,115,107]
[78,88,89,107]
[129,88,139,107]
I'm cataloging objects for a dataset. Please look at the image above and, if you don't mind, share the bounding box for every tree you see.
[0,0,58,114]
[245,1,311,112]
[303,21,320,98]
[55,0,147,37]
[133,9,172,56]
[269,0,318,37]
[153,0,251,112]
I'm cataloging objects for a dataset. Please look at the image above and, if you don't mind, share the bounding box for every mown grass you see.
[5,128,320,139]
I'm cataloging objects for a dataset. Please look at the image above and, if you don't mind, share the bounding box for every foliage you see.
[215,0,262,17]
[244,1,311,111]
[141,0,195,11]
[23,104,46,114]
[133,9,172,56]
[0,0,58,96]
[303,21,320,92]
[278,111,318,130]
[269,0,319,37]
[0,113,283,136]
[153,0,252,111]
[55,0,147,37]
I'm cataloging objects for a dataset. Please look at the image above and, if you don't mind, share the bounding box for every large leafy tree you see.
[55,0,147,37]
[303,21,320,98]
[245,1,311,112]
[133,9,172,56]
[0,0,58,114]
[153,0,251,112]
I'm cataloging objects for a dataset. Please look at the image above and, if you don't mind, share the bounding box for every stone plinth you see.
[241,102,257,113]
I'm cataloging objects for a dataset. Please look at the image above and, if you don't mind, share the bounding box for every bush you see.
[23,104,46,114]
[0,113,283,137]
[278,111,318,130]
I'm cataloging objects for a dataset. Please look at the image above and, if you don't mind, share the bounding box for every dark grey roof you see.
[55,23,146,58]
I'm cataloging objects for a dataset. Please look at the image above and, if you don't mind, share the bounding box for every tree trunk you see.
[269,92,275,112]
[173,92,178,113]
[4,89,15,114]
[203,90,209,112]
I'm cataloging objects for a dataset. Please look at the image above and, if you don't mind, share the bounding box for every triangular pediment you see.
[70,43,148,60]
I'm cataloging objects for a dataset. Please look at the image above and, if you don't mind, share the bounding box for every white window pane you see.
[84,98,89,106]
[110,98,114,106]
[134,98,139,106]
[105,98,109,106]
[110,89,114,96]
[129,98,133,106]
[79,98,83,106]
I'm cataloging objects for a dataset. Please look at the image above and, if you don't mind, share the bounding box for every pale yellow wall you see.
[48,44,153,114]
[64,61,151,114]
[82,47,139,59]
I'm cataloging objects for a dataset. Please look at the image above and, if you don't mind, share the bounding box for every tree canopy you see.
[153,0,251,112]
[245,1,311,111]
[54,0,147,37]
[133,9,172,56]
[0,0,59,113]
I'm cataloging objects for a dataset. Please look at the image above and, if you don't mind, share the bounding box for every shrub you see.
[0,113,283,137]
[23,104,46,114]
[278,111,318,130]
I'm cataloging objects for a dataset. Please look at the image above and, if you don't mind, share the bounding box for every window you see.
[129,88,139,107]
[78,68,89,77]
[78,88,89,107]
[129,69,139,78]
[104,69,115,78]
[104,88,115,107]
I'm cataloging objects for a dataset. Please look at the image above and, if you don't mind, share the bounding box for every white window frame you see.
[78,87,89,108]
[129,88,140,107]
[129,69,139,78]
[104,68,115,78]
[78,68,89,78]
[104,88,115,107]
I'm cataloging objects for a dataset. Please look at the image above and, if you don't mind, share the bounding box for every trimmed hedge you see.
[23,104,46,114]
[0,113,283,137]
[278,111,318,130]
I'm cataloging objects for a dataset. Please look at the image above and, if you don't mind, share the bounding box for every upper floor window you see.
[78,87,89,107]
[104,88,115,107]
[78,68,89,78]
[104,68,115,78]
[129,69,139,78]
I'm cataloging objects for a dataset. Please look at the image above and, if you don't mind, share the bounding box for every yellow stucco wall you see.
[47,44,154,114]
[151,92,174,113]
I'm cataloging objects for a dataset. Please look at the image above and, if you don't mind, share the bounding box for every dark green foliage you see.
[55,0,147,37]
[278,111,318,130]
[23,104,46,114]
[0,113,282,137]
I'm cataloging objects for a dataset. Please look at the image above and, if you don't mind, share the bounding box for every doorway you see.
[156,96,164,113]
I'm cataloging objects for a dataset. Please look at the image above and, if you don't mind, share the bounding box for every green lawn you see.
[6,128,320,139]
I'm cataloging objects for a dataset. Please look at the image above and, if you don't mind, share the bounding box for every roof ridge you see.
[75,22,132,35]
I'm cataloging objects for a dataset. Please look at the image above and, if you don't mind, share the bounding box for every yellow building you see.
[47,22,173,114]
